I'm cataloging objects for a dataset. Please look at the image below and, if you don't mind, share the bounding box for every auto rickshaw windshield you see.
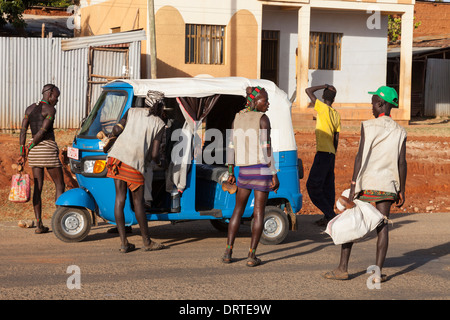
[79,90,128,137]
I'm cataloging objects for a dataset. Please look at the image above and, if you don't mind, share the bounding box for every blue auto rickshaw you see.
[52,77,303,244]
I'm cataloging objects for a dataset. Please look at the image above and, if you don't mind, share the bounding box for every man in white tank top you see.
[324,86,407,283]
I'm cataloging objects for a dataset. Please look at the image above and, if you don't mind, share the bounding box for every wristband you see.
[20,145,25,155]
[261,141,271,148]
[28,141,35,150]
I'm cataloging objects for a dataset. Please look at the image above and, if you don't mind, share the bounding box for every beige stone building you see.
[78,0,415,123]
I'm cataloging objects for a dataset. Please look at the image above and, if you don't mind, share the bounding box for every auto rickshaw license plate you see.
[67,146,79,160]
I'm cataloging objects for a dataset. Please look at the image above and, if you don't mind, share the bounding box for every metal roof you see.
[61,29,146,51]
[387,46,444,58]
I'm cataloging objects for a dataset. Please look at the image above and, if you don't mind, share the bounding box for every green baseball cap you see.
[368,86,398,107]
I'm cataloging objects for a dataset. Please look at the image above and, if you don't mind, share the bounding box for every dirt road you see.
[0,118,448,304]
[0,212,448,301]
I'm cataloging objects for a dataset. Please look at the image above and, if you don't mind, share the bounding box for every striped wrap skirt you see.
[357,190,398,203]
[106,157,144,192]
[27,140,62,168]
[236,163,273,192]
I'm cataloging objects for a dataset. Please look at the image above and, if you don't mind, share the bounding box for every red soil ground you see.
[0,119,449,221]
[296,127,450,216]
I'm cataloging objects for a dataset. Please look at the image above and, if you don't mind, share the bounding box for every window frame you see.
[185,24,226,65]
[309,31,343,70]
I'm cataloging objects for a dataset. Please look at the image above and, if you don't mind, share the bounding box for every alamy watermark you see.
[66,265,381,291]
[66,5,81,30]
[366,265,382,290]
[169,123,280,168]
[366,5,382,30]
[66,265,81,290]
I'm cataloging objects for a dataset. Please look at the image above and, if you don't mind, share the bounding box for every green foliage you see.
[388,15,402,43]
[35,0,72,8]
[0,0,27,29]
[0,0,72,30]
[388,15,422,43]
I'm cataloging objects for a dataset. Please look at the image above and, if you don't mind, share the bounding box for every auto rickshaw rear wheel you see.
[252,206,289,245]
[52,207,92,243]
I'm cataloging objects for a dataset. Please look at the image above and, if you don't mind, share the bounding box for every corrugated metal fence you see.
[425,58,450,117]
[0,33,142,129]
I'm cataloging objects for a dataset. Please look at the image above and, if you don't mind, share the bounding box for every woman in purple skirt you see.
[222,86,279,267]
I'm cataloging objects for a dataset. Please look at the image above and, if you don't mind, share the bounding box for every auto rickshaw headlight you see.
[84,160,106,174]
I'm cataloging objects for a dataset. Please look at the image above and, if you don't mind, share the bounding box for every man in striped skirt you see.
[19,84,65,234]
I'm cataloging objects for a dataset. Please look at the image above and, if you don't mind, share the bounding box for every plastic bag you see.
[325,189,385,245]
[8,173,31,203]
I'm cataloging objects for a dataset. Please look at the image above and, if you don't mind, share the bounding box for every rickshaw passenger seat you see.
[196,164,228,184]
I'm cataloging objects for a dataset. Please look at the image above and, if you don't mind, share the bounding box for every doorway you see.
[261,30,280,85]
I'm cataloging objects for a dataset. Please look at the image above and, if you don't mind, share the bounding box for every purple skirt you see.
[236,164,273,192]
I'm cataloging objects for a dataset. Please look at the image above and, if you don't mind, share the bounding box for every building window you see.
[309,32,342,70]
[185,24,225,65]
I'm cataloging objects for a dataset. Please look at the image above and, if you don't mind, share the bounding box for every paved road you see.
[0,212,448,304]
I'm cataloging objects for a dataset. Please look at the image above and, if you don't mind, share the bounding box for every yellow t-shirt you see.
[314,99,341,154]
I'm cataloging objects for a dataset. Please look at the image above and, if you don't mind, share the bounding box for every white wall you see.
[309,10,388,104]
[155,0,261,26]
[262,8,388,104]
[262,7,298,99]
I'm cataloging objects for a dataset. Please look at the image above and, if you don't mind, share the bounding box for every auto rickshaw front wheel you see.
[52,207,92,243]
[252,206,289,245]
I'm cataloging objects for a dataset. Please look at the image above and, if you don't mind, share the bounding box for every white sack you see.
[325,189,385,245]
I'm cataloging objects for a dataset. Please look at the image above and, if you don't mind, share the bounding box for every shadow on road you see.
[386,241,450,279]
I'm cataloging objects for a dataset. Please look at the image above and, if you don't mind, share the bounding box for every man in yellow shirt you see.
[305,84,341,226]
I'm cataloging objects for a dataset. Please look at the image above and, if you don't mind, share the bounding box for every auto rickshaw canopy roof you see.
[108,77,296,152]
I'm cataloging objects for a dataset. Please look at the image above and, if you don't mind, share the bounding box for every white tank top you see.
[108,108,165,174]
[355,116,407,194]
[232,111,269,167]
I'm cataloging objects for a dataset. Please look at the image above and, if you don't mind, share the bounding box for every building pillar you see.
[398,7,414,121]
[296,4,310,110]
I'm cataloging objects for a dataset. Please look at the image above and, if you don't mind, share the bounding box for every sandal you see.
[119,243,136,253]
[35,226,49,234]
[373,274,388,284]
[222,245,233,264]
[246,256,261,267]
[222,252,233,264]
[142,240,167,251]
[322,270,349,280]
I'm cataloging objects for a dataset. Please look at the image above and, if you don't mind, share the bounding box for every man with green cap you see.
[323,86,407,283]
